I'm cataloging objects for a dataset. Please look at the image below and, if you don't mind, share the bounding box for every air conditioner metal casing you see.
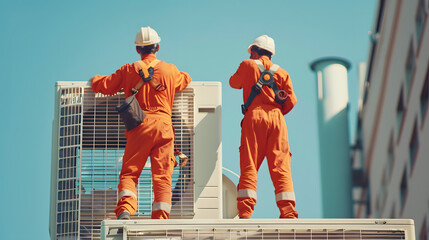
[100,218,415,240]
[50,81,222,240]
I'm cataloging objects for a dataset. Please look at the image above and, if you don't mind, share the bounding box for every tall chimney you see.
[310,57,353,218]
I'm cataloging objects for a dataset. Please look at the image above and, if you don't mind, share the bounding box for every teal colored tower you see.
[310,57,353,218]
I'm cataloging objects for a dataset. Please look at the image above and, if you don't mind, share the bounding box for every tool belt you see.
[241,60,288,114]
[116,59,162,131]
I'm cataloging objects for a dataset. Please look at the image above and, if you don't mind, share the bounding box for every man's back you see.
[90,26,192,220]
[92,54,191,116]
[230,35,298,219]
[229,55,296,114]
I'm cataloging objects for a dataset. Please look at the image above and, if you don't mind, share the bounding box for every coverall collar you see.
[258,55,271,62]
[141,53,157,62]
[134,53,158,74]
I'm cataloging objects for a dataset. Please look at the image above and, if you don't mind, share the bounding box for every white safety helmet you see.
[135,26,161,46]
[248,35,275,56]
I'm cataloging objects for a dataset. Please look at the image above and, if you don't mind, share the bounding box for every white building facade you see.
[352,1,429,240]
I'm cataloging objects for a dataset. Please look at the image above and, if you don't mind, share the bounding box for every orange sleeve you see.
[281,71,297,115]
[229,61,248,89]
[172,65,192,92]
[91,64,129,95]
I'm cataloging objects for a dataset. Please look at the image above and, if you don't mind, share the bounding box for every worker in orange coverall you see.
[230,35,298,218]
[90,26,191,220]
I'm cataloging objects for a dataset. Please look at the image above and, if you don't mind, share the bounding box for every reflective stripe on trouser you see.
[237,105,298,218]
[276,192,295,202]
[114,115,175,219]
[152,202,172,219]
[276,191,298,218]
[118,189,137,200]
[237,189,258,219]
[238,189,257,200]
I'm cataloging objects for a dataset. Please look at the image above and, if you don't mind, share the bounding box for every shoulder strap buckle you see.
[241,60,286,114]
[132,60,163,94]
[136,59,160,82]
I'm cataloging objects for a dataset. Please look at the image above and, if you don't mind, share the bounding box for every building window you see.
[397,86,405,137]
[421,67,429,122]
[409,119,419,174]
[366,184,371,218]
[387,132,394,177]
[380,169,388,213]
[406,42,416,96]
[420,217,428,240]
[390,203,395,219]
[416,0,426,46]
[400,167,408,211]
[375,196,381,218]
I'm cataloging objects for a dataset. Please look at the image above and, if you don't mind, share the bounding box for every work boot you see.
[117,210,131,220]
[116,211,130,234]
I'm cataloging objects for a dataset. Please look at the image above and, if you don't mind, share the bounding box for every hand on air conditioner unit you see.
[174,151,188,167]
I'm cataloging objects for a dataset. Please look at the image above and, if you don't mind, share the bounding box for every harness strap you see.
[255,60,279,74]
[241,84,261,114]
[254,60,266,72]
[269,64,280,74]
[241,60,288,114]
[132,59,162,94]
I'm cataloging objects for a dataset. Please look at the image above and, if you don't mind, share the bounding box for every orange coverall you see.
[92,53,191,219]
[230,55,298,218]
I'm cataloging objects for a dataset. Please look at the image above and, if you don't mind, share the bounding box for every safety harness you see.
[116,60,161,132]
[133,60,164,93]
[241,60,288,114]
[134,59,188,167]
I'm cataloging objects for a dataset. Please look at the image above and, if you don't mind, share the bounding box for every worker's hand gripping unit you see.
[241,60,288,114]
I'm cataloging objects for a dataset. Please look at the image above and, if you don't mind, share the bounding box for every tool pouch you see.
[115,59,161,131]
[116,94,145,131]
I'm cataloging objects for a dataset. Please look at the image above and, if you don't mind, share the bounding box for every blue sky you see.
[0,1,375,239]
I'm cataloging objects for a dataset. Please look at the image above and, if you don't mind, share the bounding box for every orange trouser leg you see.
[149,121,175,219]
[151,210,170,219]
[114,116,175,219]
[237,109,267,218]
[114,121,151,217]
[277,200,298,218]
[266,110,298,218]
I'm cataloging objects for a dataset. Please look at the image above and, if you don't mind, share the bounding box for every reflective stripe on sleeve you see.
[152,202,172,213]
[269,64,280,74]
[238,189,257,200]
[118,189,137,200]
[275,192,295,202]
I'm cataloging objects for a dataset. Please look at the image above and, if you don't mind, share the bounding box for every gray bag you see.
[116,94,145,131]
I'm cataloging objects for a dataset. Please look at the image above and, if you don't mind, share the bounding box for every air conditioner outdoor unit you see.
[50,81,223,240]
[101,219,415,240]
